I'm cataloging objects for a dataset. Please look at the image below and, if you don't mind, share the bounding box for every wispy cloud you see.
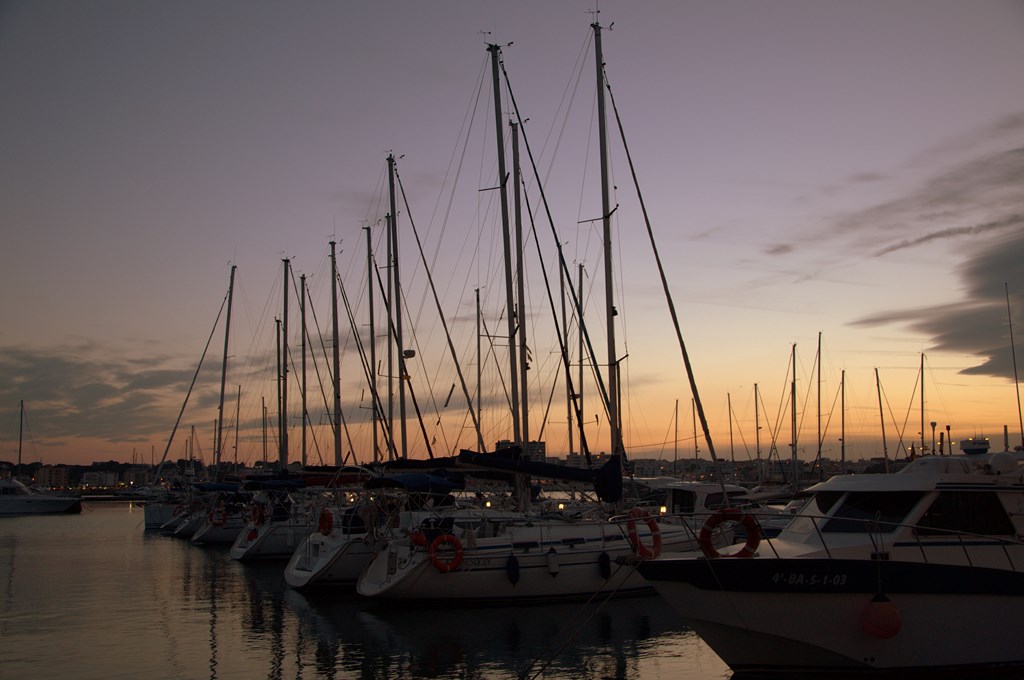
[828,116,1024,380]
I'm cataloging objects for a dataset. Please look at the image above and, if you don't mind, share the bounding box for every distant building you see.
[81,471,119,488]
[36,465,71,488]
[494,440,546,462]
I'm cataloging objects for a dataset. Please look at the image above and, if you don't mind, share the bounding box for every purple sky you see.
[3,0,1024,467]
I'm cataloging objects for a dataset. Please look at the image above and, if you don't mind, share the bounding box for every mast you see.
[561,272,573,459]
[476,287,485,452]
[280,258,290,469]
[275,317,282,466]
[840,370,846,474]
[234,385,240,468]
[728,392,734,472]
[388,154,408,459]
[816,331,822,477]
[578,263,585,456]
[214,265,235,479]
[512,121,529,450]
[876,367,890,472]
[1007,283,1024,450]
[366,228,379,464]
[593,21,620,457]
[330,241,343,466]
[17,399,23,470]
[487,43,522,450]
[301,273,307,468]
[920,352,925,454]
[754,383,762,485]
[674,398,678,475]
[790,344,798,493]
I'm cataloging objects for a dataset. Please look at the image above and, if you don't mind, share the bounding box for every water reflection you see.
[2,507,726,680]
[234,558,698,679]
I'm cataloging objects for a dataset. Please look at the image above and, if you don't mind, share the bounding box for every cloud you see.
[0,342,204,447]
[835,118,1024,380]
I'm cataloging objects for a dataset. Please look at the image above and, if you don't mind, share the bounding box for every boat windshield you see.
[915,490,1015,536]
[821,491,925,533]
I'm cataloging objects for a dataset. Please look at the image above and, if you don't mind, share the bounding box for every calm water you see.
[0,502,732,679]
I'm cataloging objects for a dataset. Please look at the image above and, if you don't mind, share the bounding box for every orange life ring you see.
[698,507,760,558]
[251,504,266,526]
[318,507,334,536]
[208,503,227,527]
[428,533,463,573]
[626,507,663,559]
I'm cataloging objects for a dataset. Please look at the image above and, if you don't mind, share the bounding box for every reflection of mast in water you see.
[206,553,219,680]
[1,536,14,624]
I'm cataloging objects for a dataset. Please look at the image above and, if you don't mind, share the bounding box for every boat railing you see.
[723,510,1024,572]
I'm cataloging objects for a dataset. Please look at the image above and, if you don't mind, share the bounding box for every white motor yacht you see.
[637,453,1024,675]
[0,476,81,515]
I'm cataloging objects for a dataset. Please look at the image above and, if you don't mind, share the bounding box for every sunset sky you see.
[3,0,1024,469]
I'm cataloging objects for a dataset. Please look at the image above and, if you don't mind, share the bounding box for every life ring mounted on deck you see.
[428,533,464,573]
[626,507,663,559]
[208,502,227,527]
[698,507,760,558]
[318,507,334,536]
[251,504,267,526]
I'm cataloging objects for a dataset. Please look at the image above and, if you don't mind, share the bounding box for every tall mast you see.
[754,383,761,485]
[840,369,846,474]
[300,273,307,468]
[280,258,290,469]
[578,263,585,455]
[790,344,798,493]
[234,384,240,468]
[816,331,822,475]
[487,43,522,449]
[476,287,485,452]
[876,367,890,472]
[275,316,282,465]
[728,392,734,472]
[1007,283,1024,450]
[673,398,678,474]
[388,154,408,459]
[512,121,529,449]
[366,228,379,464]
[593,20,619,456]
[214,265,236,479]
[561,272,573,459]
[920,352,925,454]
[17,399,23,469]
[330,241,343,466]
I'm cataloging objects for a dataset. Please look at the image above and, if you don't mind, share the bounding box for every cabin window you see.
[821,491,924,533]
[672,490,696,515]
[702,491,746,511]
[915,491,1015,536]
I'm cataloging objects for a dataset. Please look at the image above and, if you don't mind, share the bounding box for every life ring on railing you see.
[318,507,334,536]
[698,507,760,558]
[428,534,463,573]
[251,504,266,527]
[626,507,663,559]
[208,503,227,527]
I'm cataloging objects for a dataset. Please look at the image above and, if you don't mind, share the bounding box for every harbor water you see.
[1,502,732,679]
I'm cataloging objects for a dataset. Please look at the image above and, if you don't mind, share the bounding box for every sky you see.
[2,0,1024,469]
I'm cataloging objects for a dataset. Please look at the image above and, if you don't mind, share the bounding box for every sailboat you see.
[0,401,82,515]
[356,24,748,602]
